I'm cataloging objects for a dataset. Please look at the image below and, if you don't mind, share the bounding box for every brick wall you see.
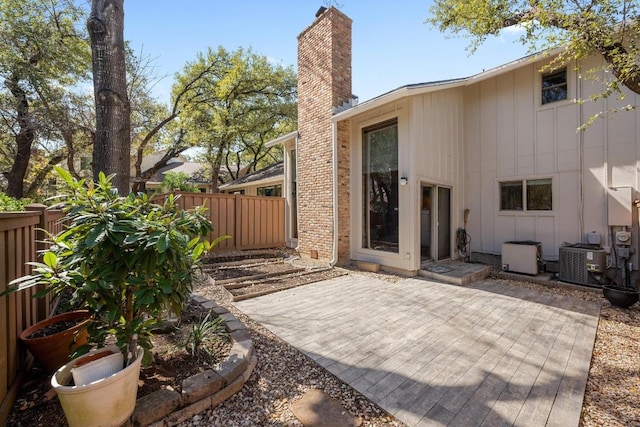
[336,119,351,261]
[297,7,352,261]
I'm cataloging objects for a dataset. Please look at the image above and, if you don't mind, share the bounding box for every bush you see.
[6,167,227,365]
[161,171,200,193]
[0,193,27,211]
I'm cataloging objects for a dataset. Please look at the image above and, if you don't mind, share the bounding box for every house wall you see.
[465,55,640,264]
[222,179,284,197]
[348,89,465,272]
[410,88,466,265]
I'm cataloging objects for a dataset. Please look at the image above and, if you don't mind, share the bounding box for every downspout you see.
[329,121,339,266]
[577,66,584,241]
[294,132,300,250]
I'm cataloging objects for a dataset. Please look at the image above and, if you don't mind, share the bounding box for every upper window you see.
[541,69,567,105]
[500,178,552,211]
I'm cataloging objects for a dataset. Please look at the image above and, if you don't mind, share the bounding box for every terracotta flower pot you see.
[19,310,91,372]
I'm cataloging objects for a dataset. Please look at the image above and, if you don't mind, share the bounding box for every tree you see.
[128,49,221,193]
[0,0,90,198]
[161,171,199,193]
[175,47,297,192]
[427,0,640,99]
[22,90,95,197]
[87,0,130,194]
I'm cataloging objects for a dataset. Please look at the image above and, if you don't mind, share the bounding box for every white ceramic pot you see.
[51,345,143,427]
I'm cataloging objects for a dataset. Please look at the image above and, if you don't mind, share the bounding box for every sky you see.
[124,1,531,105]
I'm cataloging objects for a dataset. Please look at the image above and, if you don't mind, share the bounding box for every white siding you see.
[344,53,640,270]
[348,91,465,271]
[411,89,466,266]
[466,54,640,261]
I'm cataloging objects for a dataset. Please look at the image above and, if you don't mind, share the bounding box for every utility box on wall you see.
[501,241,541,275]
[608,187,632,226]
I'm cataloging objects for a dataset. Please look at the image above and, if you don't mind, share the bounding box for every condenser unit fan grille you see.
[559,247,588,285]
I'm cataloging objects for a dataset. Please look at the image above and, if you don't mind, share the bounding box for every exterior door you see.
[420,186,432,260]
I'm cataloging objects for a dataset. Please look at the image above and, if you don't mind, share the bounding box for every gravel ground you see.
[182,266,639,427]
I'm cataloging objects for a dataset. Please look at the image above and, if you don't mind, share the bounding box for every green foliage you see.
[0,192,27,211]
[5,166,217,364]
[427,0,640,101]
[0,0,91,197]
[174,46,297,188]
[185,311,228,360]
[161,171,200,193]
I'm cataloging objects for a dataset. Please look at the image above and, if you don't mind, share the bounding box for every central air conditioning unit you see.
[558,245,607,286]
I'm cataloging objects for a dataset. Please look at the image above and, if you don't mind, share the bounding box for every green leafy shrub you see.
[7,167,229,365]
[161,171,200,193]
[0,192,27,211]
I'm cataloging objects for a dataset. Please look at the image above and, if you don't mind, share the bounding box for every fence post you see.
[24,204,49,321]
[234,194,241,251]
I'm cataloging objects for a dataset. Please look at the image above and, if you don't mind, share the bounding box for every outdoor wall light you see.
[400,177,408,186]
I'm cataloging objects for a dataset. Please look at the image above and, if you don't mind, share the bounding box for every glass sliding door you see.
[362,119,399,253]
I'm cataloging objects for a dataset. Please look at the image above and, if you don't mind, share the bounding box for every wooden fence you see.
[0,205,63,425]
[0,193,283,424]
[161,192,286,251]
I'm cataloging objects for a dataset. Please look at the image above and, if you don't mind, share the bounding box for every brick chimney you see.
[296,6,352,262]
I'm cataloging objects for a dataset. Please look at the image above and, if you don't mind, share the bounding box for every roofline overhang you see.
[265,130,298,148]
[219,175,283,191]
[332,46,564,122]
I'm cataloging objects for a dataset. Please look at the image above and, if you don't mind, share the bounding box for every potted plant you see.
[7,167,218,427]
[18,309,91,373]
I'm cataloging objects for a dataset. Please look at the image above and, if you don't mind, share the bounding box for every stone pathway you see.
[235,275,600,427]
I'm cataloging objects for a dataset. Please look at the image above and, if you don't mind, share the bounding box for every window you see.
[500,181,523,211]
[500,179,552,211]
[541,69,567,105]
[362,119,399,253]
[257,184,282,197]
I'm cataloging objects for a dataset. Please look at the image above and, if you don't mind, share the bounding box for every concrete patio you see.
[235,274,600,427]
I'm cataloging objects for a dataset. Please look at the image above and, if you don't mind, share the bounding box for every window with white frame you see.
[500,178,552,211]
[541,69,567,105]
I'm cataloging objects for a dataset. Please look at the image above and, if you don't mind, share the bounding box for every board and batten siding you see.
[465,61,580,259]
[410,88,465,266]
[466,54,640,261]
[348,89,465,271]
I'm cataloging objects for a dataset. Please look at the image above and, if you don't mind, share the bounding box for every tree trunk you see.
[5,74,35,198]
[87,0,131,194]
[209,141,228,193]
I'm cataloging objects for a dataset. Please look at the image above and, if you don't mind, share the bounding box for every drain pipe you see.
[294,132,300,251]
[329,121,339,267]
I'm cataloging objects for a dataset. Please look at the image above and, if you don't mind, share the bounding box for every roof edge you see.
[265,130,298,148]
[332,46,565,122]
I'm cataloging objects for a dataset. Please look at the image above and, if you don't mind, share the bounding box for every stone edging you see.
[129,293,256,427]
